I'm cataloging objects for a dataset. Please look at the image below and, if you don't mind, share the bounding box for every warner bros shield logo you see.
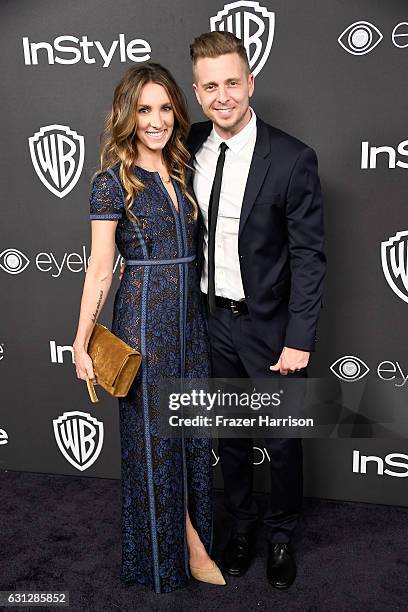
[381,231,408,304]
[29,124,85,198]
[53,411,104,471]
[210,1,275,77]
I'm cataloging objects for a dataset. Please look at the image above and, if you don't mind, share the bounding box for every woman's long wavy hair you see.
[98,63,196,221]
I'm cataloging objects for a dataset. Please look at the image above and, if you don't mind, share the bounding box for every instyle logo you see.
[50,341,74,364]
[330,355,408,387]
[210,1,274,77]
[338,21,408,55]
[381,231,408,304]
[53,411,104,471]
[0,246,123,277]
[22,34,151,67]
[29,125,85,198]
[0,428,8,445]
[361,139,408,169]
[353,449,408,478]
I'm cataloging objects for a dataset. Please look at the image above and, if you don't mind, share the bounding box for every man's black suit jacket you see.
[187,115,326,355]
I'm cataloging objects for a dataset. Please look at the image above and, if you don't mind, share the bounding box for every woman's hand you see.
[73,344,96,383]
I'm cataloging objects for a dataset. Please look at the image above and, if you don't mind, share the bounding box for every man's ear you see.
[193,82,202,106]
[248,73,255,98]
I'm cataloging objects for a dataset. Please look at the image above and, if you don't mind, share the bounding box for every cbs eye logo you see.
[0,249,30,274]
[330,356,370,382]
[338,21,383,55]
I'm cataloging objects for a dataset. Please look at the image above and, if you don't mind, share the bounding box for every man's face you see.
[193,52,254,139]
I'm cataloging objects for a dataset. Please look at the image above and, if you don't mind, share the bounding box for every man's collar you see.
[211,107,257,154]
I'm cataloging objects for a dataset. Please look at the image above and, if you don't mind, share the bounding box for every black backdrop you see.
[1,0,408,506]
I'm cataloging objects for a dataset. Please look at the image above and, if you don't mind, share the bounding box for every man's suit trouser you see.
[207,304,304,544]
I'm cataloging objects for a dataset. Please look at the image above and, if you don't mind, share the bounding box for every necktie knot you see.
[219,142,228,154]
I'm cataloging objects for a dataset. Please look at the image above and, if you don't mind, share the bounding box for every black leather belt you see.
[215,296,248,315]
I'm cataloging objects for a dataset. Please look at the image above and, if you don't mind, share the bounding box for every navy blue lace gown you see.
[89,163,213,593]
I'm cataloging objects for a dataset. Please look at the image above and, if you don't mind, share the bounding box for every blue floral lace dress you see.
[89,163,213,593]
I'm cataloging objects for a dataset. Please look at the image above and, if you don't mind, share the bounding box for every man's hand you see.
[119,262,126,280]
[270,347,310,375]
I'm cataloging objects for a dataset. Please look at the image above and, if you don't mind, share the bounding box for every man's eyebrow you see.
[202,77,241,87]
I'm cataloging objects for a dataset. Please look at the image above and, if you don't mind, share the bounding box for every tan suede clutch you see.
[85,323,142,403]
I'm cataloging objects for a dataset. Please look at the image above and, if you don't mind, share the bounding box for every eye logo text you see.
[0,246,123,277]
[330,355,408,387]
[338,21,408,55]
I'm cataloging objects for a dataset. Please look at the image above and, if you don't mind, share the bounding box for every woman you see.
[72,63,225,593]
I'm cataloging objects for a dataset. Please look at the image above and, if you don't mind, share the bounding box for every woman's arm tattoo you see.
[92,290,103,323]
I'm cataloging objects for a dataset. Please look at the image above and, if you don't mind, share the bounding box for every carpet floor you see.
[1,470,407,611]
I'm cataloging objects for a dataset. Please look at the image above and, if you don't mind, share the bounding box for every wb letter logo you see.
[29,124,85,198]
[381,231,408,304]
[210,1,275,77]
[53,411,104,471]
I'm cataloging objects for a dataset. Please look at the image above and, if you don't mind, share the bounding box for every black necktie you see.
[207,141,228,315]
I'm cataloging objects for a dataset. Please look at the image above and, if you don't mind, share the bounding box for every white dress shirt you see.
[193,108,257,300]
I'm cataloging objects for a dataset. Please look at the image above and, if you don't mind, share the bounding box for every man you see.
[187,32,326,589]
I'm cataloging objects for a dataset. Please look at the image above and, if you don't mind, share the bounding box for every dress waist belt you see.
[125,255,196,266]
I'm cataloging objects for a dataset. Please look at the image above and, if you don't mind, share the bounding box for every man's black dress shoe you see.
[222,531,255,576]
[266,543,296,589]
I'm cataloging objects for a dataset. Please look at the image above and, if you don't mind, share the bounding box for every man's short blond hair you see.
[190,31,250,76]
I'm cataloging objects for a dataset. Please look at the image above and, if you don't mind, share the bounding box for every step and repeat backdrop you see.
[1,0,407,506]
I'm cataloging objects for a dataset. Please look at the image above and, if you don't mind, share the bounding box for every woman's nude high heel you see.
[189,560,226,585]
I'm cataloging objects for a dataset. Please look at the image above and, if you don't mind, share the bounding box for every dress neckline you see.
[133,165,157,175]
[133,165,180,216]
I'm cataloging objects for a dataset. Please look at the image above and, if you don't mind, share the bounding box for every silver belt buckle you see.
[230,300,239,315]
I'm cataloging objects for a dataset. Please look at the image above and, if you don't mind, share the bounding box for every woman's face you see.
[135,82,175,155]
